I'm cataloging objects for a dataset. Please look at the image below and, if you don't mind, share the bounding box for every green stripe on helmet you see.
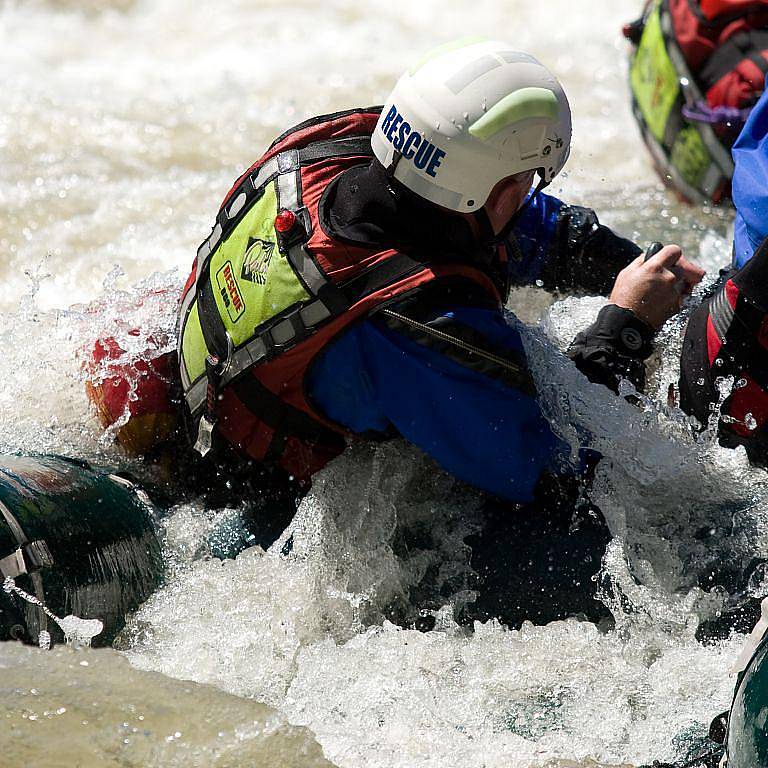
[468,87,559,140]
[409,36,489,76]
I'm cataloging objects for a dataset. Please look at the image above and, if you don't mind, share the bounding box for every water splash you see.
[4,576,104,648]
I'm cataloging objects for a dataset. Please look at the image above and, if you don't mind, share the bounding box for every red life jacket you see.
[670,0,768,108]
[177,108,505,482]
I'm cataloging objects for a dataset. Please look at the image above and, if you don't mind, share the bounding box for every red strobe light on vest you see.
[275,209,297,233]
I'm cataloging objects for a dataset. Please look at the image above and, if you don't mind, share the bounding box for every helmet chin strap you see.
[476,174,549,246]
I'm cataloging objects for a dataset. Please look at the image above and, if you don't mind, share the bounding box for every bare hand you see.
[609,245,705,330]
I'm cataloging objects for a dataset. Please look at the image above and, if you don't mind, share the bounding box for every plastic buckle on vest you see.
[277,149,300,174]
[193,335,234,457]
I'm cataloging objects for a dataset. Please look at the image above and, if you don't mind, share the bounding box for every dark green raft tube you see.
[639,597,768,768]
[0,454,163,648]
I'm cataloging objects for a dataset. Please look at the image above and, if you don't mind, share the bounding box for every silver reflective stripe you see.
[185,376,207,415]
[288,243,327,294]
[179,350,191,392]
[223,336,268,386]
[226,192,247,219]
[195,222,223,285]
[276,170,328,294]
[195,237,211,262]
[710,285,734,342]
[209,222,223,257]
[277,169,300,211]
[250,157,280,192]
[271,319,295,345]
[300,300,331,327]
[277,149,300,173]
[186,337,270,411]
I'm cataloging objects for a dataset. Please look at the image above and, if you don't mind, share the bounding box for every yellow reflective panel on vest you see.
[670,124,711,187]
[180,300,208,384]
[207,180,311,346]
[630,3,680,142]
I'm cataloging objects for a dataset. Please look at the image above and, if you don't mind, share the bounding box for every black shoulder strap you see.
[267,107,383,153]
[699,29,768,91]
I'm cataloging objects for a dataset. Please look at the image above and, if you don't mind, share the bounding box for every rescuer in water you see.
[88,39,704,626]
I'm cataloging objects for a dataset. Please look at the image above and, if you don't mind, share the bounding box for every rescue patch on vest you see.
[241,237,276,285]
[216,261,245,323]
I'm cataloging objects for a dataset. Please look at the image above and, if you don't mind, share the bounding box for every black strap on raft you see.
[0,500,53,580]
[0,498,54,637]
[699,29,768,92]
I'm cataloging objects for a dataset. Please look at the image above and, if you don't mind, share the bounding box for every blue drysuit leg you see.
[307,307,567,503]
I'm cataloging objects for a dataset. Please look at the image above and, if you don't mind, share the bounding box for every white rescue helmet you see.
[371,38,572,213]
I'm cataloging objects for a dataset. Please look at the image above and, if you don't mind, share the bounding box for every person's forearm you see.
[538,205,642,295]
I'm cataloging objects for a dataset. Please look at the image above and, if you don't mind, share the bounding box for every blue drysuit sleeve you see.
[506,191,564,286]
[732,84,768,268]
[306,307,567,503]
[505,190,641,295]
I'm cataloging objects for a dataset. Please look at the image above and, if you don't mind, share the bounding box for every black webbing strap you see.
[298,136,373,165]
[253,253,428,357]
[699,29,768,91]
[337,252,425,304]
[268,107,383,153]
[229,375,345,459]
[197,272,230,362]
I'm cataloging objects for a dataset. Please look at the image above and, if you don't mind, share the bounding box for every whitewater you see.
[0,0,762,765]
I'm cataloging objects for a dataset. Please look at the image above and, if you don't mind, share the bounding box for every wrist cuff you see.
[590,304,655,359]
